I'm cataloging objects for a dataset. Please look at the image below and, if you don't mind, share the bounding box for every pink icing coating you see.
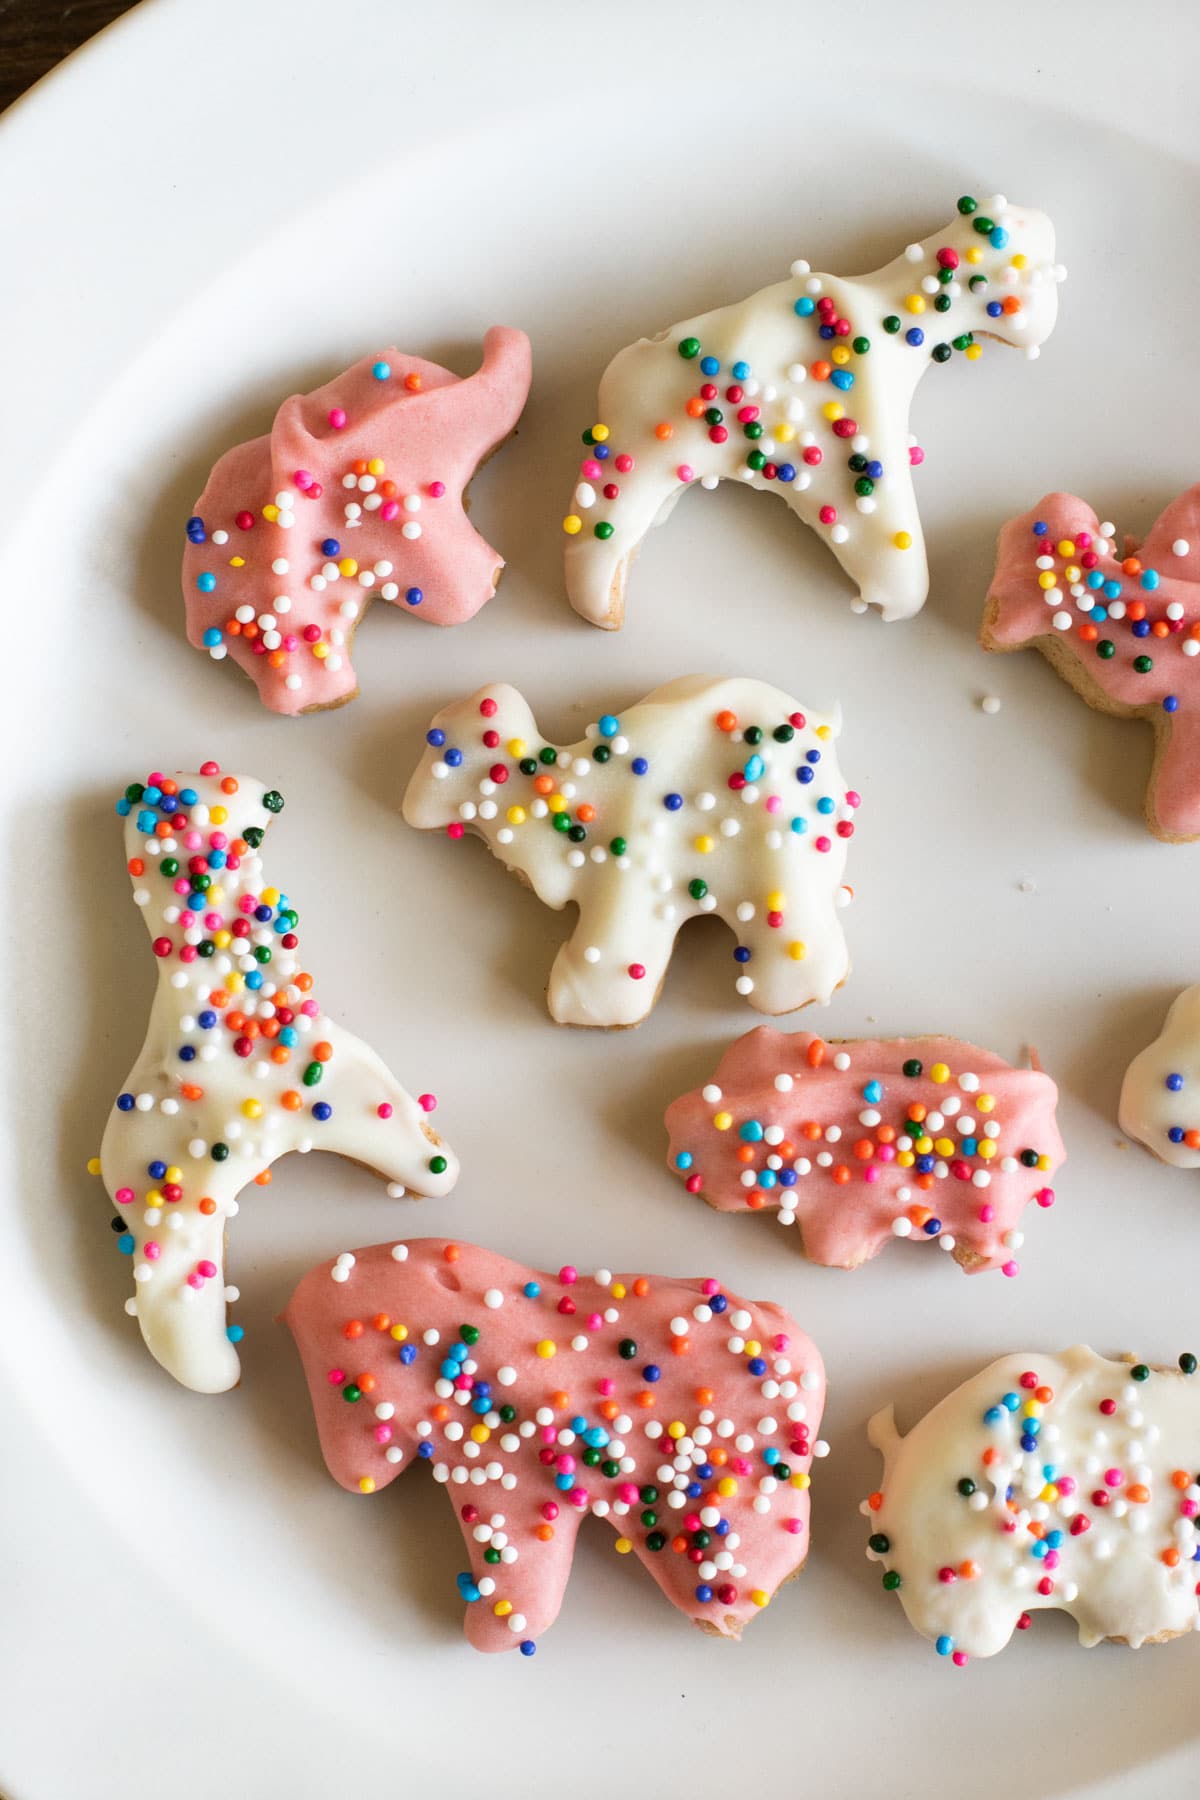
[664,1029,1064,1274]
[183,328,532,715]
[282,1238,825,1653]
[984,489,1200,837]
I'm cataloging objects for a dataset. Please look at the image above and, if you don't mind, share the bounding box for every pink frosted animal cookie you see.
[665,1029,1063,1275]
[282,1237,827,1654]
[865,1345,1200,1664]
[563,194,1063,629]
[94,764,458,1393]
[183,328,532,714]
[401,675,858,1028]
[982,486,1200,840]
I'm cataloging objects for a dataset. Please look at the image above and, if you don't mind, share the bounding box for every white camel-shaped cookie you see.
[97,764,458,1393]
[563,194,1063,628]
[402,675,856,1027]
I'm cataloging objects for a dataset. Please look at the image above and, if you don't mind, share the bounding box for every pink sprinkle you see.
[569,1487,589,1508]
[328,408,347,429]
[765,794,782,813]
[844,790,861,809]
[301,1000,319,1017]
[597,1377,615,1396]
[701,1279,719,1296]
[1036,1187,1055,1208]
[209,831,228,850]
[909,444,925,467]
[952,1651,969,1668]
[864,1166,880,1183]
[447,821,465,840]
[628,963,646,980]
[380,501,400,521]
[541,1501,558,1522]
[1057,1477,1076,1497]
[676,465,694,483]
[557,1454,576,1475]
[327,1368,345,1384]
[772,1334,789,1352]
[377,1103,394,1120]
[198,1260,217,1279]
[187,1272,204,1289]
[183,831,202,850]
[115,1188,134,1205]
[199,761,219,777]
[540,1425,556,1446]
[614,454,634,473]
[819,505,837,525]
[373,1424,393,1444]
[618,1483,639,1505]
[978,1204,995,1223]
[581,459,602,480]
[302,624,322,643]
[428,481,446,498]
[1104,1468,1123,1488]
[559,1265,578,1285]
[1002,1260,1019,1277]
[294,469,314,490]
[815,836,831,853]
[144,1242,161,1260]
[785,1517,805,1534]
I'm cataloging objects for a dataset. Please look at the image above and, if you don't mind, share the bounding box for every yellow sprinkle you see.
[506,806,527,826]
[470,1424,490,1443]
[1011,253,1028,270]
[207,885,224,906]
[774,423,796,442]
[338,557,358,578]
[1056,540,1076,559]
[915,1136,933,1156]
[241,1099,263,1120]
[717,1477,739,1498]
[261,887,280,906]
[610,1282,626,1299]
[966,245,983,264]
[893,531,913,550]
[563,515,583,535]
[226,972,244,994]
[506,738,527,758]
[390,1324,408,1341]
[744,1339,762,1358]
[87,1156,102,1176]
[766,890,785,912]
[667,1420,686,1439]
[831,345,851,365]
[790,1471,811,1489]
[210,806,227,825]
[822,401,843,422]
[494,1600,512,1617]
[229,556,246,569]
[313,642,329,660]
[787,942,806,961]
[979,1141,997,1161]
[367,457,386,476]
[694,834,714,854]
[358,1477,375,1494]
[262,504,279,522]
[1041,1484,1060,1503]
[930,1063,950,1084]
[1064,565,1081,584]
[977,1094,996,1113]
[536,1339,556,1359]
[896,1151,915,1168]
[713,1111,733,1132]
[904,294,925,314]
[750,1589,770,1608]
[815,724,832,740]
[614,1538,633,1555]
[1037,571,1057,590]
[934,1137,954,1157]
[213,929,231,949]
[548,794,567,814]
[1023,1400,1041,1418]
[591,423,610,442]
[965,344,982,362]
[1037,1153,1052,1172]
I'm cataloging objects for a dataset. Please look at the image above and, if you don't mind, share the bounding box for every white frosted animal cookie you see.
[1119,985,1200,1166]
[865,1346,1200,1665]
[563,193,1063,629]
[402,675,857,1027]
[94,763,459,1393]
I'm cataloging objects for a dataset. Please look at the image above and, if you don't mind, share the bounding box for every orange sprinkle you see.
[533,774,554,796]
[736,1145,755,1165]
[635,1390,655,1408]
[1171,1469,1191,1489]
[1128,1484,1151,1504]
[806,1039,826,1068]
[958,1561,979,1580]
[654,422,673,440]
[1122,557,1142,575]
[198,1198,217,1216]
[432,1403,450,1423]
[810,360,832,381]
[670,1335,690,1356]
[443,1244,461,1263]
[801,1121,822,1141]
[694,1388,715,1407]
[685,397,706,418]
[180,1083,204,1102]
[747,1193,765,1210]
[550,1391,570,1410]
[344,1320,365,1340]
[907,1103,926,1124]
[876,1125,896,1145]
[576,804,596,824]
[1035,1386,1053,1404]
[253,1169,271,1187]
[715,710,738,732]
[128,857,145,877]
[404,373,422,392]
[372,1314,392,1332]
[1163,1547,1182,1568]
[633,1277,650,1297]
[313,1041,333,1063]
[852,1138,875,1161]
[867,1491,883,1511]
[281,1090,302,1110]
[908,1205,933,1227]
[599,1400,620,1421]
[535,1524,555,1542]
[1077,624,1099,644]
[832,1165,851,1185]
[220,777,239,795]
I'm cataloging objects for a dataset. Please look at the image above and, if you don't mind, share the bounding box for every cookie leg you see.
[729,904,848,1015]
[817,458,929,621]
[547,893,679,1027]
[305,1027,460,1197]
[1148,710,1200,840]
[563,434,687,629]
[453,1499,583,1652]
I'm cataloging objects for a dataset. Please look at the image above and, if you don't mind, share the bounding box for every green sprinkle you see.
[688,878,708,900]
[609,836,627,856]
[1131,1363,1150,1382]
[594,521,614,540]
[1181,1353,1198,1375]
[1134,655,1153,673]
[263,790,285,813]
[957,195,977,214]
[869,1532,890,1554]
[883,315,901,334]
[678,337,701,359]
[302,1061,323,1087]
[902,1059,923,1078]
[1097,640,1115,659]
[852,336,870,354]
[429,1155,448,1175]
[882,1570,902,1591]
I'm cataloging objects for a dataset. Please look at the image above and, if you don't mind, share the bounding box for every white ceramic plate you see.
[4,3,1200,1795]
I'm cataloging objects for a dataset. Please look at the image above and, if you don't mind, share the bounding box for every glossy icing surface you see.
[283,1237,827,1653]
[563,195,1061,628]
[402,675,857,1027]
[183,329,532,714]
[96,765,458,1393]
[1120,984,1200,1167]
[866,1346,1200,1663]
[665,1029,1063,1274]
[983,486,1200,838]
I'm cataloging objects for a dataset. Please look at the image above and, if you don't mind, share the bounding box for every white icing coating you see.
[402,675,856,1027]
[1120,984,1200,1167]
[98,766,458,1393]
[563,195,1062,628]
[866,1346,1200,1661]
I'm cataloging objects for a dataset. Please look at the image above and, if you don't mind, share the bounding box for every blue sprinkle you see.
[198,1011,217,1029]
[519,1640,537,1656]
[986,301,1003,318]
[321,538,341,557]
[598,714,620,738]
[178,1045,196,1063]
[790,817,807,834]
[796,767,815,786]
[642,1365,661,1383]
[862,1080,883,1104]
[226,1325,245,1343]
[554,1472,574,1492]
[1002,1391,1020,1412]
[1132,619,1151,639]
[793,298,815,317]
[426,728,446,747]
[922,1218,942,1236]
[445,748,463,768]
[743,754,765,782]
[816,796,835,815]
[806,749,821,764]
[631,757,648,775]
[1033,521,1048,536]
[1141,569,1160,591]
[1164,696,1179,714]
[983,1406,1004,1425]
[935,1636,954,1657]
[118,1233,135,1255]
[1103,579,1123,601]
[117,1093,135,1112]
[594,443,610,460]
[695,1584,714,1603]
[758,1169,777,1190]
[700,356,720,376]
[739,1120,764,1142]
[401,1345,418,1366]
[196,572,217,592]
[733,945,751,962]
[663,792,683,811]
[136,809,157,834]
[456,1573,482,1602]
[747,1357,767,1376]
[1090,605,1108,624]
[186,516,206,542]
[148,1160,166,1179]
[1087,570,1104,590]
[831,369,854,391]
[312,1102,332,1122]
[1167,1073,1185,1092]
[961,1138,978,1157]
[905,328,925,347]
[675,1151,694,1170]
[779,1169,797,1187]
[1169,1126,1186,1144]
[818,324,835,341]
[989,227,1009,249]
[279,1027,298,1048]
[866,461,883,480]
[709,1294,728,1314]
[115,797,132,817]
[777,463,796,483]
[732,360,750,379]
[405,587,423,607]
[202,627,222,647]
[372,360,391,380]
[524,1281,540,1298]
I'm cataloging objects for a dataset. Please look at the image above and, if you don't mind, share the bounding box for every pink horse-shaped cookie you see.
[283,1238,826,1653]
[183,328,532,714]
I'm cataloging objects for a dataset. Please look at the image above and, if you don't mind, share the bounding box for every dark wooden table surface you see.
[0,0,142,112]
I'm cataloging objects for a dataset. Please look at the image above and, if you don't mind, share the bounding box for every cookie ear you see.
[1134,485,1200,572]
